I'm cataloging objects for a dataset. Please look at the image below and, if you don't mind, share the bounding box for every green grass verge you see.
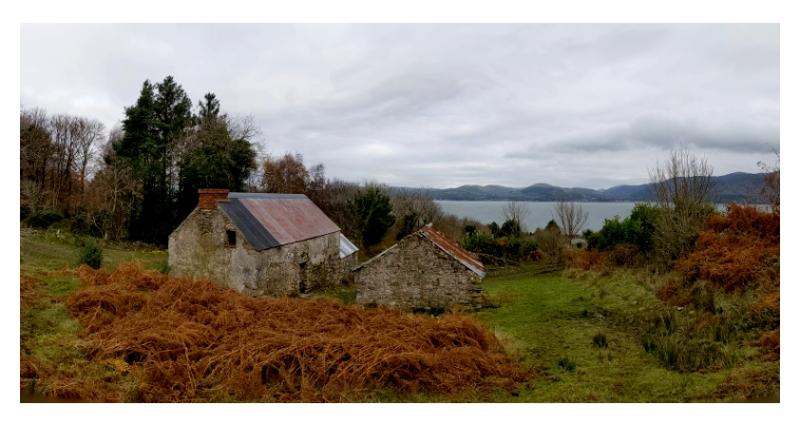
[475,266,778,402]
[21,228,167,273]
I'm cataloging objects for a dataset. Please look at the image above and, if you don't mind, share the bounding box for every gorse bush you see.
[78,238,103,269]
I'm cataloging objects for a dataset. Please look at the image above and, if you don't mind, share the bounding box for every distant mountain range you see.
[392,172,769,203]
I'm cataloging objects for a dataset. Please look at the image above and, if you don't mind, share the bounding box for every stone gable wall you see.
[353,234,482,309]
[168,207,343,296]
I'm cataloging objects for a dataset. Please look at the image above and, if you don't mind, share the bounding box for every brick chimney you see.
[198,188,229,209]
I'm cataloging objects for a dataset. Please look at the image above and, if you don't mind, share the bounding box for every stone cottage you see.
[168,189,358,296]
[353,223,486,310]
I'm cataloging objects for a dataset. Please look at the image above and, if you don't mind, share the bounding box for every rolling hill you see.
[392,172,769,203]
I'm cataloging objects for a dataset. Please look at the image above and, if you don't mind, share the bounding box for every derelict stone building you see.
[353,224,486,310]
[168,189,358,296]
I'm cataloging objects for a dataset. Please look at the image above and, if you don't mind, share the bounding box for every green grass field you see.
[19,228,778,402]
[476,266,777,402]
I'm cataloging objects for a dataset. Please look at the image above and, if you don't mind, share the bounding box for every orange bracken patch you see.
[64,264,530,402]
[677,204,779,292]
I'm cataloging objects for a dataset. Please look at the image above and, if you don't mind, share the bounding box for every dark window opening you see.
[226,230,236,247]
[298,261,308,294]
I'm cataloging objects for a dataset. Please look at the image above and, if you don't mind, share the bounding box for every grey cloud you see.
[21,24,779,189]
[527,113,778,156]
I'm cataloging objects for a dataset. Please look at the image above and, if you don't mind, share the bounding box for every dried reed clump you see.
[677,205,779,292]
[66,264,529,402]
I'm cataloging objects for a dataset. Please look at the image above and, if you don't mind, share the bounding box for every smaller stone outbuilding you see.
[353,224,486,310]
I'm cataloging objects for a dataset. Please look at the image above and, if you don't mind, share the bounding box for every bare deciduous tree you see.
[553,200,588,239]
[20,108,52,212]
[503,200,529,225]
[261,153,310,193]
[74,118,105,201]
[758,152,779,214]
[501,200,530,237]
[85,130,140,240]
[391,189,444,238]
[648,148,715,264]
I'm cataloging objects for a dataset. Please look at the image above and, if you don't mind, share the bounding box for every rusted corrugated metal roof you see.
[419,224,486,278]
[353,223,485,279]
[218,200,279,250]
[219,193,340,250]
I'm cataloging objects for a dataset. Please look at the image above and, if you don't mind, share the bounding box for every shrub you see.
[25,210,64,229]
[649,149,716,266]
[605,243,641,267]
[557,357,576,372]
[507,237,538,260]
[592,333,608,348]
[534,228,565,267]
[68,211,94,235]
[586,203,658,253]
[499,219,522,238]
[78,238,103,269]
[461,232,538,264]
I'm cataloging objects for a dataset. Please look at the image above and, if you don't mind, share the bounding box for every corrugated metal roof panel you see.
[218,199,280,250]
[229,193,307,200]
[233,193,340,248]
[339,234,359,258]
[420,224,486,279]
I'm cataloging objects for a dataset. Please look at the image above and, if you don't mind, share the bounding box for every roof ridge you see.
[418,224,486,278]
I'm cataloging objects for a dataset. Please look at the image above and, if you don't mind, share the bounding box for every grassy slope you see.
[476,266,777,402]
[20,229,776,402]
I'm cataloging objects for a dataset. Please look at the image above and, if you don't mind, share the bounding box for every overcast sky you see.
[21,24,779,189]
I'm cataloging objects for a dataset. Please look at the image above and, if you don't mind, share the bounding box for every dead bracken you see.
[64,264,529,402]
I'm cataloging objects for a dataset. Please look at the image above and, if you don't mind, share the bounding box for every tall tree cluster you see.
[115,77,194,243]
[176,93,257,220]
[21,76,258,244]
[114,77,257,243]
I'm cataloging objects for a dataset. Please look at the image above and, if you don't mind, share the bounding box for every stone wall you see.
[168,207,344,296]
[353,234,482,309]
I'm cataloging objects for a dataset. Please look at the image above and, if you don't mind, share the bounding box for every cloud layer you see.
[21,24,779,188]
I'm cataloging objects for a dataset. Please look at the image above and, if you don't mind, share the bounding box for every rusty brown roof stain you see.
[419,223,486,278]
[231,193,340,248]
